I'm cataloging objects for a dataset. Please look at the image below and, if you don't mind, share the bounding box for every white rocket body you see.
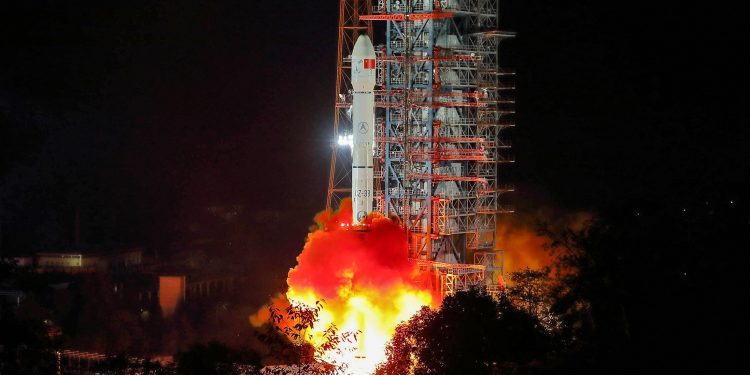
[350,35,376,224]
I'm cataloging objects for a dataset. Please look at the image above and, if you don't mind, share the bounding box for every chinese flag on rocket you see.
[364,58,375,69]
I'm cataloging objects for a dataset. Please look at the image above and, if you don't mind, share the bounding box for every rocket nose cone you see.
[353,34,376,57]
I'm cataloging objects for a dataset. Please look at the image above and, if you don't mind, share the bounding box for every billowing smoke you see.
[496,208,593,276]
[250,194,591,373]
[251,199,434,373]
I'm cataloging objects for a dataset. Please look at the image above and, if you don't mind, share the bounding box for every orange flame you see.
[253,199,435,373]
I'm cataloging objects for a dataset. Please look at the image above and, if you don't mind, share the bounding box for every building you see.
[32,246,146,274]
[35,252,85,272]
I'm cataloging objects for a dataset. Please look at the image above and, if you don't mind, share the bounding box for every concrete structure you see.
[33,247,145,273]
[35,252,84,272]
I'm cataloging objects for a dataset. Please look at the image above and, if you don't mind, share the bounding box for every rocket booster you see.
[351,35,376,224]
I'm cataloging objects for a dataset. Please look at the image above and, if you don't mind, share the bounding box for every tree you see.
[509,267,551,315]
[535,198,750,374]
[376,288,551,375]
[259,300,358,374]
[508,267,562,335]
[374,306,434,375]
[539,217,632,368]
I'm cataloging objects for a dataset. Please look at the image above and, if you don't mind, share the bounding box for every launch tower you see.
[327,0,374,211]
[329,0,514,298]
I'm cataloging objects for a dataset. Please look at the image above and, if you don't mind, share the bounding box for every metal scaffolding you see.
[329,0,514,297]
[327,0,374,211]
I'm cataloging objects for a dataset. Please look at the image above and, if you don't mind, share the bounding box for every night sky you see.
[1,1,747,253]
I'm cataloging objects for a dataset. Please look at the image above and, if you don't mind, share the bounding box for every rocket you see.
[350,35,376,224]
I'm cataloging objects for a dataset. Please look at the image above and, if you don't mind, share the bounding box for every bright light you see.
[338,134,353,147]
[280,200,435,374]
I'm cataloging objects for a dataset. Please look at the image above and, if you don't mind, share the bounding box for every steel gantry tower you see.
[327,0,374,211]
[329,0,515,298]
[365,0,515,262]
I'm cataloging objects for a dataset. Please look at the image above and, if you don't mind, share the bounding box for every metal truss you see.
[373,0,514,265]
[326,0,374,211]
[414,259,486,298]
[328,0,515,298]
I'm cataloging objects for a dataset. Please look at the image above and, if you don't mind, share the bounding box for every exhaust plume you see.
[251,199,434,373]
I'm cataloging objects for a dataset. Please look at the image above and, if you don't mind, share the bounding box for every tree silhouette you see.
[259,300,358,374]
[508,267,562,335]
[376,288,550,375]
[539,216,632,370]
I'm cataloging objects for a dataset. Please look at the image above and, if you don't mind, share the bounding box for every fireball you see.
[261,199,435,374]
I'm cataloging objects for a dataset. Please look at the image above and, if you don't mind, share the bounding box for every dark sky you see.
[1,1,747,253]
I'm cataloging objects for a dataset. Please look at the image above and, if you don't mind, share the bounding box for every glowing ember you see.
[256,199,435,374]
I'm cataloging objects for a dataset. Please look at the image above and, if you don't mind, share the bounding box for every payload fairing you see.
[350,35,376,224]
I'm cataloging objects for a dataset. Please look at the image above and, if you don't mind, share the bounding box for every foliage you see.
[509,267,551,314]
[535,199,750,373]
[538,216,632,364]
[261,300,358,374]
[376,288,550,375]
[508,267,563,335]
